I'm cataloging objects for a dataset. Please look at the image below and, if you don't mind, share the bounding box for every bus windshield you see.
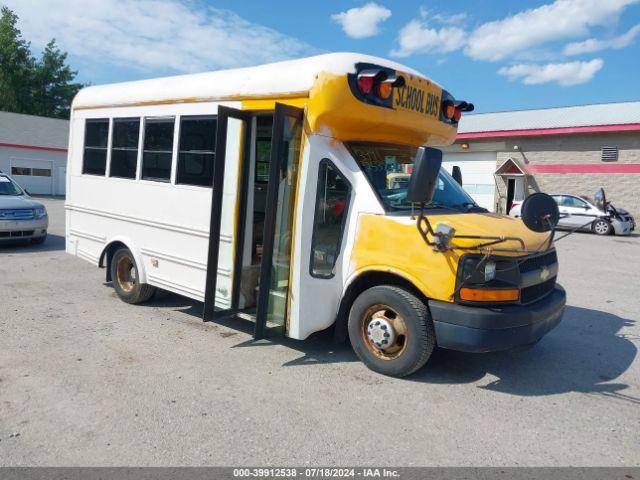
[348,142,482,213]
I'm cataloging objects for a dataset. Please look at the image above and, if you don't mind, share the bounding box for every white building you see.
[0,111,69,195]
[442,101,640,215]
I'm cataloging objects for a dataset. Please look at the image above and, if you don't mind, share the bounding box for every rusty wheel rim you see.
[360,304,408,361]
[116,255,136,293]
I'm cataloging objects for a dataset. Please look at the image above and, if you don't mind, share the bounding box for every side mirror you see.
[406,147,442,204]
[594,187,606,211]
[451,166,463,186]
[520,193,560,232]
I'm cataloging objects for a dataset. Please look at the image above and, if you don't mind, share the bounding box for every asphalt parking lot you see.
[1,197,638,466]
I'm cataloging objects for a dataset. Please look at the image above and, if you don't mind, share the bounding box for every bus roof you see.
[72,53,429,110]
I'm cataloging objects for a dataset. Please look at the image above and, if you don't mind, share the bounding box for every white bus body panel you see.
[288,135,384,340]
[66,101,386,340]
[66,101,241,308]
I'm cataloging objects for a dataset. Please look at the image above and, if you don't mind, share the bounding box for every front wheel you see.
[110,247,156,304]
[592,219,612,235]
[31,234,46,245]
[348,285,435,377]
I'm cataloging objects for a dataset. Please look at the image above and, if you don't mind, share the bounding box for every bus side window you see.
[83,119,109,176]
[110,118,140,179]
[310,160,352,278]
[142,118,175,182]
[177,116,217,187]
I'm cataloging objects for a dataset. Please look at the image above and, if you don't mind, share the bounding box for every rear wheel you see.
[592,219,612,235]
[110,247,156,304]
[348,285,435,377]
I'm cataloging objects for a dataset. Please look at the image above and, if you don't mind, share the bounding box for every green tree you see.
[0,5,34,113]
[32,40,82,118]
[0,6,82,119]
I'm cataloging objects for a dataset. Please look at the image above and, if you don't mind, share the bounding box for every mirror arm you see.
[547,225,556,250]
[452,235,526,251]
[415,204,528,252]
[415,202,437,248]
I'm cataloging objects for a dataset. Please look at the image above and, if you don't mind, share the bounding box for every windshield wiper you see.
[423,202,465,213]
[454,202,487,213]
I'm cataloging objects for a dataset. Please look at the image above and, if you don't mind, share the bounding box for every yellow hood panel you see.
[426,212,551,253]
[350,213,553,303]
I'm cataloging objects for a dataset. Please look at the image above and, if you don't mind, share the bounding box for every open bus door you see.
[203,103,304,339]
[203,106,252,323]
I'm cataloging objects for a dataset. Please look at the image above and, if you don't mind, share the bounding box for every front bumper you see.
[429,285,566,353]
[0,217,48,240]
[611,218,635,235]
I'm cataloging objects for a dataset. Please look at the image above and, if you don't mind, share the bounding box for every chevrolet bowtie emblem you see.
[540,266,550,281]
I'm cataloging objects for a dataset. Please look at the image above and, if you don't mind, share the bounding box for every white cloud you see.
[498,58,604,86]
[331,3,392,39]
[564,23,640,55]
[3,0,318,75]
[431,12,468,25]
[466,0,640,61]
[390,19,466,57]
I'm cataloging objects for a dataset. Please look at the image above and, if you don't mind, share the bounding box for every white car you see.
[510,194,635,236]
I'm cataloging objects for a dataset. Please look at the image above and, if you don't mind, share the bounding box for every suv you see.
[0,173,48,244]
[510,194,635,236]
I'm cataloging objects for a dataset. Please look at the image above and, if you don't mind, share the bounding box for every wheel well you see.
[332,271,429,344]
[100,241,128,282]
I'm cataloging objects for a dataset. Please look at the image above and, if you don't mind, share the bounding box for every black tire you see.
[592,219,612,235]
[31,234,46,245]
[110,247,156,304]
[348,285,435,377]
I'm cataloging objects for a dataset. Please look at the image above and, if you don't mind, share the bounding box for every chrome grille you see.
[519,250,557,274]
[521,277,557,304]
[0,209,35,220]
[0,230,35,238]
[518,251,558,304]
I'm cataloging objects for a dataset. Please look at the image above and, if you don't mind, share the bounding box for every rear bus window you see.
[177,116,216,186]
[83,119,109,175]
[310,160,351,278]
[110,118,140,179]
[142,118,175,182]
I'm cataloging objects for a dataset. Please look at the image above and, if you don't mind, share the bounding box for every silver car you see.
[0,173,48,244]
[510,193,635,236]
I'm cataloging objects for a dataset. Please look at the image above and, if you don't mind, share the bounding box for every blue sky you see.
[6,0,640,112]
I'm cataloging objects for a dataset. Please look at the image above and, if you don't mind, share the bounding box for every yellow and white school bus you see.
[66,53,565,377]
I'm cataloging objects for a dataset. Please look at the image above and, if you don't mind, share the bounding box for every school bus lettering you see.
[395,84,440,118]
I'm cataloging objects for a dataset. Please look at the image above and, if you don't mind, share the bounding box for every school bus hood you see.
[414,212,550,254]
[351,213,552,302]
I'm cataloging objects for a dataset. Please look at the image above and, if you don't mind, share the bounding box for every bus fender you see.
[333,267,431,344]
[99,236,147,284]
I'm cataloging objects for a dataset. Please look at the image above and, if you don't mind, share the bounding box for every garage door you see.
[442,152,497,211]
[10,159,53,195]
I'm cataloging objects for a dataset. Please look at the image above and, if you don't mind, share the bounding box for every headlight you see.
[456,255,521,304]
[34,207,47,218]
[458,255,519,287]
[484,261,496,282]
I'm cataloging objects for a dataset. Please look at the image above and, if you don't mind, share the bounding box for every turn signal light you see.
[459,287,519,302]
[442,99,475,123]
[376,81,393,99]
[356,69,405,99]
[443,102,455,119]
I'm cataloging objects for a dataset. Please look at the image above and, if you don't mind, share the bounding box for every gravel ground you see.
[0,197,638,466]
